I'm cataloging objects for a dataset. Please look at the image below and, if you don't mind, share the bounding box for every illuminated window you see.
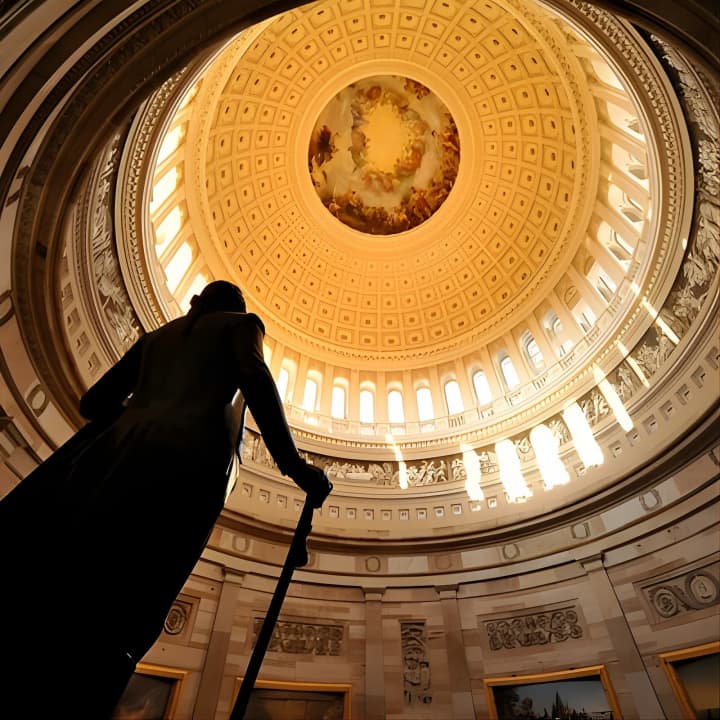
[179,272,209,312]
[444,380,463,415]
[416,386,434,422]
[472,370,492,405]
[155,206,183,254]
[276,367,290,402]
[500,355,520,389]
[388,389,405,424]
[359,388,375,423]
[157,125,185,163]
[150,167,179,213]
[302,377,318,412]
[331,384,346,420]
[165,242,192,292]
[521,331,544,372]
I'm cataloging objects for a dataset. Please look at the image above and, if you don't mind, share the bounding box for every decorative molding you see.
[641,561,720,624]
[253,618,343,655]
[484,605,583,650]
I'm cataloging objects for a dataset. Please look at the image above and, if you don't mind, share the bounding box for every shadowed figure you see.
[0,280,331,718]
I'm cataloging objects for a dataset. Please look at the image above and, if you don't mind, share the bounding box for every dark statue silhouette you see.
[0,281,331,718]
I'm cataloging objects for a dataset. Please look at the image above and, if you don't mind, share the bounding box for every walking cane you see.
[229,492,323,719]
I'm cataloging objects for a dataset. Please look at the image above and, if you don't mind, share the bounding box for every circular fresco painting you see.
[309,75,460,235]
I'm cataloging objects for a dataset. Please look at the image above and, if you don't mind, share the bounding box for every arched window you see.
[276,367,290,402]
[331,383,346,420]
[359,388,375,424]
[521,331,544,372]
[165,241,192,292]
[302,376,319,412]
[444,379,463,415]
[500,355,520,389]
[416,386,434,421]
[387,389,405,424]
[155,206,183,254]
[472,370,492,405]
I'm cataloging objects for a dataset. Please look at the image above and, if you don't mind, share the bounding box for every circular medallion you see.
[308,75,459,234]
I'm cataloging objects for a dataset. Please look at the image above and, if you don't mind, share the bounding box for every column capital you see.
[363,587,386,601]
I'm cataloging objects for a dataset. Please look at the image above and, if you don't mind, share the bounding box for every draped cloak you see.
[0,311,305,717]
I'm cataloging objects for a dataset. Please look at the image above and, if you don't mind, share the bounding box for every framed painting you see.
[484,665,622,720]
[659,641,720,719]
[232,678,351,720]
[111,663,187,720]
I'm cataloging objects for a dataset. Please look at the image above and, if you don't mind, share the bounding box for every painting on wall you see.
[484,665,621,720]
[660,641,720,719]
[233,678,351,720]
[111,663,186,720]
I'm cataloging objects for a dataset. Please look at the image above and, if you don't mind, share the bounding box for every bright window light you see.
[302,377,318,411]
[388,390,405,424]
[416,387,434,421]
[530,425,569,489]
[178,273,209,313]
[276,367,290,402]
[460,444,484,501]
[500,356,520,389]
[593,367,633,431]
[157,125,185,163]
[360,389,374,423]
[495,439,531,502]
[444,380,463,414]
[150,167,178,213]
[472,371,493,405]
[562,402,603,468]
[331,385,346,419]
[155,206,183,255]
[165,242,192,292]
[387,434,408,489]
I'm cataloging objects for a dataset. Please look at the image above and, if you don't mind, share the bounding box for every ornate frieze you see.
[484,606,583,650]
[253,618,343,656]
[641,562,720,624]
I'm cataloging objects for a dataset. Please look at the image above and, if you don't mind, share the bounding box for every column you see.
[193,571,245,720]
[364,587,386,720]
[579,555,665,720]
[436,585,476,719]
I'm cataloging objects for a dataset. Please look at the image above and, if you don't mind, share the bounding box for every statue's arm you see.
[231,316,330,506]
[79,335,146,421]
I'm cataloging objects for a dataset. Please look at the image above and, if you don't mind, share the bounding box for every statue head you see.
[189,280,246,315]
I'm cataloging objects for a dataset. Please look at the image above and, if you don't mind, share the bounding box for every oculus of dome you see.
[308,75,460,235]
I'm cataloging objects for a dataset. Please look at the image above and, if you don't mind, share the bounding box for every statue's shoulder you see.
[228,311,266,335]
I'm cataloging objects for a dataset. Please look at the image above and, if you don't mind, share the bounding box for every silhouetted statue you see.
[0,280,331,718]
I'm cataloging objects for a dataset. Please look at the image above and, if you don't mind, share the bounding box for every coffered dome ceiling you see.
[181,0,597,362]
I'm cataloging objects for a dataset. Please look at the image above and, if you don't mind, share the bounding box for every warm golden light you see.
[495,439,531,503]
[593,366,634,431]
[562,403,603,468]
[460,444,484,502]
[530,425,569,489]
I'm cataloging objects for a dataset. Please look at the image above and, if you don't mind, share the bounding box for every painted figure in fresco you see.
[0,280,331,719]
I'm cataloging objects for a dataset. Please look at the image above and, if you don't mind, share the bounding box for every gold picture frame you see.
[112,662,187,720]
[659,640,720,719]
[484,665,622,720]
[233,678,352,719]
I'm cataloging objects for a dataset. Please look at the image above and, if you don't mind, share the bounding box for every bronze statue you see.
[0,280,331,718]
